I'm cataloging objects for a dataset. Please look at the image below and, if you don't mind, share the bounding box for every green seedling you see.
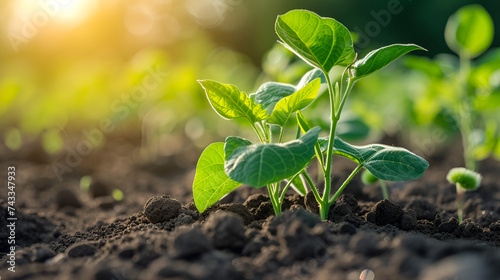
[446,167,482,223]
[193,10,429,220]
[444,5,494,171]
[361,169,389,200]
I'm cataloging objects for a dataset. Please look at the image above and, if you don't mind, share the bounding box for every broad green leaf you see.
[289,174,307,196]
[224,136,252,159]
[275,10,355,73]
[352,44,426,80]
[269,78,321,127]
[363,148,429,181]
[225,127,321,187]
[296,68,326,89]
[445,5,494,58]
[198,80,268,123]
[193,143,241,213]
[251,82,296,109]
[320,137,429,181]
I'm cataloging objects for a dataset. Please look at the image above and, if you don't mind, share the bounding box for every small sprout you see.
[79,175,92,192]
[112,189,124,201]
[446,167,482,223]
[361,169,389,200]
[447,167,482,191]
[360,269,375,280]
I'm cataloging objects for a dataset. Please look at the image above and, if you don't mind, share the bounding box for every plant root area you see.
[1,138,500,280]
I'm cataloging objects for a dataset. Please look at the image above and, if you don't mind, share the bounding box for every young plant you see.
[444,4,495,172]
[361,169,389,200]
[193,10,429,220]
[446,167,482,223]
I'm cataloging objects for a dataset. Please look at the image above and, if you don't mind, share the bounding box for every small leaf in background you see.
[198,80,268,123]
[225,127,321,187]
[445,4,494,58]
[224,136,252,159]
[269,78,321,127]
[296,68,326,89]
[275,10,355,73]
[251,68,326,112]
[251,82,297,110]
[352,44,426,80]
[336,116,370,141]
[193,143,241,213]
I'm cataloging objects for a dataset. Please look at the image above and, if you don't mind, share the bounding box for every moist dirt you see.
[1,139,499,280]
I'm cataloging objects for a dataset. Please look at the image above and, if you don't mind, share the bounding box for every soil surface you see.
[1,137,500,280]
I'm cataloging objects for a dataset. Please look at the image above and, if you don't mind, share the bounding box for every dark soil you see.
[1,138,500,280]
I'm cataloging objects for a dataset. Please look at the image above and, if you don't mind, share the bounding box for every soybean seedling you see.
[361,169,389,200]
[444,5,494,171]
[192,10,429,220]
[447,167,482,223]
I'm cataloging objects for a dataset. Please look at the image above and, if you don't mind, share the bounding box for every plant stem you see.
[458,53,476,171]
[268,183,281,215]
[251,123,266,144]
[278,126,284,143]
[456,186,465,223]
[329,165,363,204]
[321,73,357,220]
[380,180,389,200]
[279,172,300,204]
[302,170,321,202]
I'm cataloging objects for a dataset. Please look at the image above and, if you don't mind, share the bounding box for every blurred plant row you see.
[1,2,499,168]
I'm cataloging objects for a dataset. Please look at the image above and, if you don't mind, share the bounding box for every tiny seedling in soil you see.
[361,169,389,200]
[193,9,429,220]
[447,167,482,223]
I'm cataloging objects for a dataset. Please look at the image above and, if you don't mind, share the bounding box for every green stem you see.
[380,180,389,200]
[329,165,363,204]
[336,78,356,119]
[323,72,338,201]
[251,123,266,144]
[268,183,281,215]
[459,54,476,171]
[279,172,300,204]
[456,186,465,223]
[302,170,321,202]
[278,126,285,143]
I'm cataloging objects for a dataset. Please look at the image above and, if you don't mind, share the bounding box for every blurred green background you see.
[1,0,499,165]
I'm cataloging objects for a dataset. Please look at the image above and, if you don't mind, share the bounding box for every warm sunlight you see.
[11,0,97,28]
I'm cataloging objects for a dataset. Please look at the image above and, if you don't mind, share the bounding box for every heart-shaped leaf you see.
[193,143,241,213]
[352,44,426,80]
[296,68,326,89]
[225,127,321,187]
[251,82,297,110]
[198,80,268,123]
[275,10,355,73]
[319,137,428,181]
[268,78,321,127]
[445,4,494,58]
